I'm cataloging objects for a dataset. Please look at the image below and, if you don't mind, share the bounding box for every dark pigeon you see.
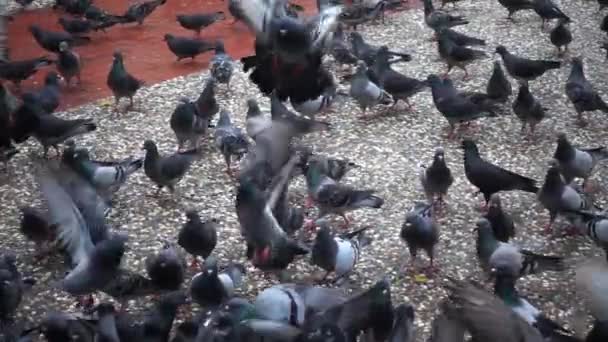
[170,97,209,151]
[549,18,572,55]
[329,24,359,66]
[57,41,82,87]
[177,210,217,269]
[565,57,608,126]
[58,17,96,35]
[163,34,216,62]
[486,60,512,103]
[29,25,90,53]
[196,77,219,121]
[435,26,485,47]
[145,242,185,291]
[94,303,121,342]
[497,0,535,21]
[419,147,454,207]
[31,71,61,114]
[423,0,468,30]
[19,206,57,258]
[349,31,412,67]
[495,45,561,85]
[512,84,546,136]
[176,12,226,35]
[533,0,570,29]
[483,194,516,242]
[437,29,487,80]
[121,0,167,25]
[142,140,200,196]
[107,51,144,112]
[388,304,416,342]
[401,201,440,274]
[0,56,53,90]
[462,139,538,208]
[190,256,246,308]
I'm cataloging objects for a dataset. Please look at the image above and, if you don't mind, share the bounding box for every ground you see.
[1,0,607,340]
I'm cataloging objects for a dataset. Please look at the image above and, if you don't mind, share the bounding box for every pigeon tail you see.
[124,158,144,175]
[520,250,565,275]
[351,192,384,209]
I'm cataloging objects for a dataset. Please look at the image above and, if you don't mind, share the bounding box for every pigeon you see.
[0,257,34,324]
[437,30,488,79]
[434,26,485,47]
[170,97,209,151]
[66,147,143,201]
[12,99,97,157]
[19,206,57,258]
[563,210,608,254]
[39,311,96,342]
[339,1,386,30]
[290,81,339,117]
[427,75,497,138]
[237,155,310,273]
[462,139,538,208]
[56,41,82,87]
[163,34,216,62]
[106,51,144,112]
[538,160,593,234]
[401,201,440,274]
[575,257,608,329]
[304,156,384,228]
[94,303,121,342]
[195,77,219,121]
[300,153,359,185]
[214,109,250,175]
[553,132,608,189]
[31,71,61,114]
[476,218,564,278]
[238,0,343,104]
[190,256,246,308]
[311,222,371,282]
[177,210,217,268]
[486,60,512,103]
[177,12,226,35]
[512,84,546,136]
[57,17,98,35]
[142,140,200,196]
[29,25,90,53]
[270,91,331,134]
[419,147,454,207]
[388,304,416,342]
[483,194,516,242]
[493,270,577,340]
[302,278,394,342]
[497,0,535,21]
[423,0,468,30]
[441,277,544,342]
[145,242,185,291]
[141,291,189,342]
[533,0,570,29]
[349,61,393,118]
[227,0,246,25]
[0,56,53,89]
[329,24,359,66]
[61,0,92,16]
[370,46,429,111]
[565,57,608,126]
[121,0,167,25]
[349,32,412,66]
[210,41,235,89]
[495,45,561,85]
[245,98,271,140]
[549,18,572,55]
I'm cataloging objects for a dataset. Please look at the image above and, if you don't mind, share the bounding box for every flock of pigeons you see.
[0,0,608,341]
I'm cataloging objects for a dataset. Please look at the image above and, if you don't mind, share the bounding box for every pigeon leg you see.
[76,73,81,85]
[441,65,452,78]
[582,179,598,193]
[128,96,134,111]
[562,225,581,237]
[113,96,120,113]
[576,111,588,127]
[543,215,556,234]
[461,67,470,81]
[304,195,314,209]
[340,214,351,228]
[446,125,457,140]
[190,256,199,270]
[303,218,316,232]
[404,98,414,112]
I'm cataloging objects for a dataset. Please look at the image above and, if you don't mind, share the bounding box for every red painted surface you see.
[7,0,418,109]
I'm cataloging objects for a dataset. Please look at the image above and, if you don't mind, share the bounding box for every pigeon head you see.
[185,209,200,221]
[494,45,507,56]
[28,25,41,36]
[112,51,124,63]
[544,160,564,186]
[92,235,127,269]
[73,148,91,161]
[517,83,530,95]
[460,139,478,153]
[203,255,219,275]
[349,31,363,44]
[246,99,260,117]
[163,34,174,42]
[44,71,62,86]
[570,57,583,69]
[272,16,310,57]
[143,140,157,152]
[426,74,442,87]
[474,218,493,235]
[556,132,569,145]
[433,147,445,160]
[214,40,226,53]
[488,194,502,210]
[355,60,367,74]
[58,41,69,52]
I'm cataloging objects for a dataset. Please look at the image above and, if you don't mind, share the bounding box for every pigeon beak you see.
[279,29,287,36]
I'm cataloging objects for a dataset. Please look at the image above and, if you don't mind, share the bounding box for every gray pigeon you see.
[564,210,608,255]
[142,140,200,196]
[553,132,608,189]
[349,61,393,118]
[310,222,371,282]
[512,84,546,136]
[423,0,468,30]
[495,45,561,85]
[575,257,608,324]
[195,77,219,121]
[486,60,512,103]
[565,57,608,126]
[245,98,271,141]
[419,147,454,207]
[537,160,592,234]
[210,41,235,89]
[214,110,250,175]
[305,156,384,228]
[476,218,564,278]
[400,201,440,274]
[170,97,209,151]
[106,51,144,112]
